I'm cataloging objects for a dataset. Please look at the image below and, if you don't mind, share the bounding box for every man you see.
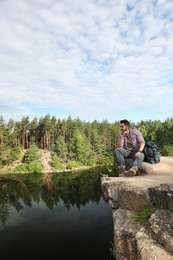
[114,119,145,177]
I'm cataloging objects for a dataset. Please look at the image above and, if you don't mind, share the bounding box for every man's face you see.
[120,123,128,133]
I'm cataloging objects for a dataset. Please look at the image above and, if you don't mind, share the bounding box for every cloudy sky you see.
[0,0,173,124]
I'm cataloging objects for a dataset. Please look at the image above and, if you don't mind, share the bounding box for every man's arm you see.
[118,135,124,148]
[135,142,145,158]
[135,130,145,151]
[137,142,145,152]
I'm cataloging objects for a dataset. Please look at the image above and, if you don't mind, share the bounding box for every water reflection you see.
[0,168,114,259]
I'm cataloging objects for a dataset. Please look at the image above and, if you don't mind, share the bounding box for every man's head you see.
[120,119,130,126]
[120,119,130,133]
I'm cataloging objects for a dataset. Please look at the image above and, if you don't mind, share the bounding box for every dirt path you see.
[39,150,53,172]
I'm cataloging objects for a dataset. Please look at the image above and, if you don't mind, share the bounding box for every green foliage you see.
[100,155,113,166]
[133,204,155,224]
[14,161,43,173]
[100,173,108,177]
[14,163,28,173]
[161,144,173,156]
[52,154,65,170]
[67,160,81,169]
[134,203,167,225]
[28,161,43,173]
[23,144,40,163]
[12,145,43,173]
[0,145,22,168]
[12,146,23,160]
[0,146,12,167]
[100,165,116,177]
[54,135,68,160]
[71,131,93,165]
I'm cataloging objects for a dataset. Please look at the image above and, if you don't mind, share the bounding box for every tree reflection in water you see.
[0,167,115,259]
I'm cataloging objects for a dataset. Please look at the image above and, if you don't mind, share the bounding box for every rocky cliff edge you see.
[101,156,173,260]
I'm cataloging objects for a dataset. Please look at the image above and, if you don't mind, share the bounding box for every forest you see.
[0,114,173,173]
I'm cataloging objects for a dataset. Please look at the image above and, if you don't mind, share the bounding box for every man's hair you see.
[120,119,130,126]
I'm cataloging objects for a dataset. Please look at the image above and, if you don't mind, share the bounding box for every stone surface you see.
[101,156,173,260]
[136,228,173,260]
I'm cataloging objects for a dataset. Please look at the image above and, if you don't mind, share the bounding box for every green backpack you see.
[143,141,161,164]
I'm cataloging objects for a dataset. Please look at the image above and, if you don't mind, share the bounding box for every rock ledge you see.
[101,156,173,260]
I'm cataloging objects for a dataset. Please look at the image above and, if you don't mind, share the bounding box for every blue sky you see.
[0,0,173,124]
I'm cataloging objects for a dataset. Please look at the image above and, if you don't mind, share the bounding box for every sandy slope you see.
[39,149,53,172]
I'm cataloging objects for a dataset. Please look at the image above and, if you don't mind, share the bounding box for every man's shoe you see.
[124,168,136,177]
[117,165,125,175]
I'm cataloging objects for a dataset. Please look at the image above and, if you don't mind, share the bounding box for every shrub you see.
[161,144,173,156]
[0,145,22,167]
[67,160,81,169]
[23,144,40,163]
[52,154,65,170]
[14,164,28,173]
[14,161,43,174]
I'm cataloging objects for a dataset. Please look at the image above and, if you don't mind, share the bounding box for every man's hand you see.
[135,151,140,158]
[122,130,129,137]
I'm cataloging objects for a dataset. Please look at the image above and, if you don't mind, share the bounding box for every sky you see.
[0,0,173,124]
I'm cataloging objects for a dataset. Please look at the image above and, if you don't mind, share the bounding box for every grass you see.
[133,203,166,225]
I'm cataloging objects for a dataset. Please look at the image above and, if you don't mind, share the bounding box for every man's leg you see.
[133,153,145,168]
[124,152,145,177]
[114,147,130,165]
[114,148,131,174]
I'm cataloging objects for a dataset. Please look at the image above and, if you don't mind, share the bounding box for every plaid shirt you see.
[118,129,145,150]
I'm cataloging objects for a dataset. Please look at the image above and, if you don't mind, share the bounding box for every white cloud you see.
[0,0,173,123]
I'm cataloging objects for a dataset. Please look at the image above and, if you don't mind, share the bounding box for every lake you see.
[0,167,115,259]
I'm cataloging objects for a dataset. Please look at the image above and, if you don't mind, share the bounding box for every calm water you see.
[0,168,114,259]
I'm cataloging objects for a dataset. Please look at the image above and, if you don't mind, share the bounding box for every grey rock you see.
[101,156,173,260]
